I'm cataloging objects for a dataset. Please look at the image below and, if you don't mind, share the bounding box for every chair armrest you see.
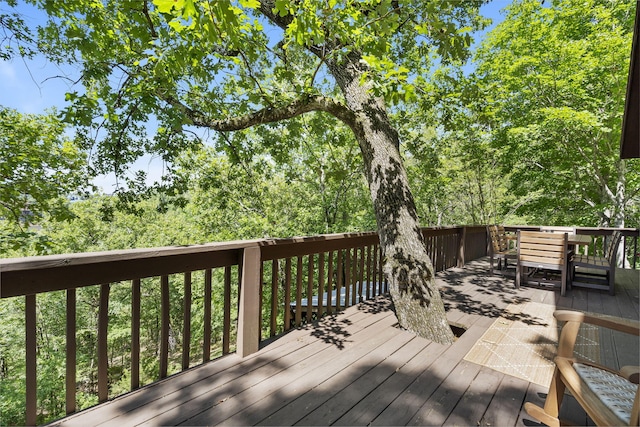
[621,366,640,384]
[554,310,640,336]
[554,310,640,358]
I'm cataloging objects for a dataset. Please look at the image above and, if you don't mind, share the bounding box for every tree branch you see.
[163,93,356,132]
[142,1,158,39]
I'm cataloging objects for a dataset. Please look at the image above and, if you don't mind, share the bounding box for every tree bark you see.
[326,52,454,344]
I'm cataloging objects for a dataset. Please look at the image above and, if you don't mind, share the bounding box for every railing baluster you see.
[26,294,36,426]
[223,266,231,355]
[270,259,278,337]
[98,284,110,402]
[203,269,212,361]
[327,251,334,314]
[345,249,351,307]
[160,275,169,379]
[372,244,378,296]
[306,254,314,323]
[295,256,303,326]
[284,258,292,331]
[457,227,465,268]
[379,245,386,293]
[258,262,264,341]
[336,250,343,311]
[131,279,140,389]
[318,252,325,316]
[182,272,192,370]
[66,288,76,414]
[366,245,372,300]
[351,248,358,306]
[358,246,365,303]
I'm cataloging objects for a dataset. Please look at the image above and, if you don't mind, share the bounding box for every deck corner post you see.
[457,226,467,268]
[237,245,261,357]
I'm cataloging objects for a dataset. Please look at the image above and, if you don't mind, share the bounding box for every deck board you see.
[442,366,503,426]
[331,341,448,426]
[481,374,529,427]
[408,360,482,426]
[49,259,639,427]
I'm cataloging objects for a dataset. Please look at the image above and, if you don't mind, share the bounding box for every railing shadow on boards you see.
[256,226,488,342]
[0,226,486,426]
[502,226,640,269]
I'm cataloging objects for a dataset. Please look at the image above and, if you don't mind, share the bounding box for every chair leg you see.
[525,367,565,427]
[608,266,616,296]
[524,402,560,427]
[544,368,566,418]
[516,263,521,288]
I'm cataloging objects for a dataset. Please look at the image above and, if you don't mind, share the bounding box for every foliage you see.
[176,117,375,240]
[474,0,639,228]
[0,107,90,252]
[0,0,36,60]
[13,0,486,200]
[397,73,510,226]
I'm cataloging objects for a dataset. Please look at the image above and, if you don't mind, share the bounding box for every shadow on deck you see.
[49,258,639,427]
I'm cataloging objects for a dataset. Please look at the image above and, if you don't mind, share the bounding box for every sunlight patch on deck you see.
[463,301,600,387]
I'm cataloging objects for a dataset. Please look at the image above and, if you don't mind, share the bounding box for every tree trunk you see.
[327,53,454,344]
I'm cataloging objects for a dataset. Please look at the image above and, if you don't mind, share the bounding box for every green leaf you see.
[239,0,260,8]
[154,0,184,14]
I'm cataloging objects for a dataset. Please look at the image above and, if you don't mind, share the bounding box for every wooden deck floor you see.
[50,258,639,427]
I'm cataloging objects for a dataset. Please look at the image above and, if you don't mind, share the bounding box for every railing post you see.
[237,245,261,357]
[457,227,467,268]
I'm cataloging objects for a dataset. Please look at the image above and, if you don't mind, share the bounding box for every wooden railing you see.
[1,225,635,425]
[0,226,485,425]
[1,241,254,425]
[256,226,488,341]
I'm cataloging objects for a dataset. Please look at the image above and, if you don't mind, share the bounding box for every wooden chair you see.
[525,310,640,426]
[571,230,622,296]
[516,231,569,296]
[487,225,517,275]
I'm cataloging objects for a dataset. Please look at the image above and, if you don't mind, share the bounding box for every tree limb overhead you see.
[163,93,356,131]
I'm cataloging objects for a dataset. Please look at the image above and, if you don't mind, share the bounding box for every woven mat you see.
[464,302,600,387]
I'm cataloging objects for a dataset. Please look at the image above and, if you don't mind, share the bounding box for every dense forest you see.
[1,0,639,424]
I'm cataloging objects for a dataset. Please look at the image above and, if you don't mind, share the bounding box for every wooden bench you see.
[570,231,622,295]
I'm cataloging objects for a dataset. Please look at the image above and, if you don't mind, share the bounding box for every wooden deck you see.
[49,258,639,427]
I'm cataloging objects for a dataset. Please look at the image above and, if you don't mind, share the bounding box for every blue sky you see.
[0,1,510,190]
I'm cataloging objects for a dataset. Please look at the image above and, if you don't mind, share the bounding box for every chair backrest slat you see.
[518,231,568,267]
[488,225,509,252]
[605,230,622,264]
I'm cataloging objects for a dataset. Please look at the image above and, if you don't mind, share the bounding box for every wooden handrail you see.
[0,240,258,298]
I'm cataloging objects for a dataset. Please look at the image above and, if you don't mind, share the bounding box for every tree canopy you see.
[472,0,638,228]
[0,107,89,252]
